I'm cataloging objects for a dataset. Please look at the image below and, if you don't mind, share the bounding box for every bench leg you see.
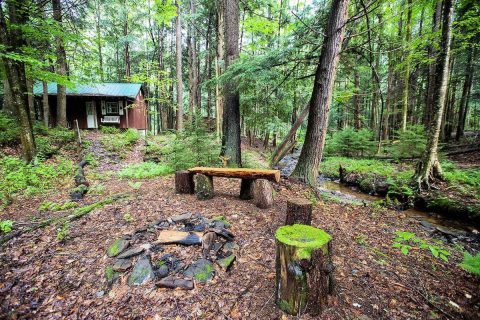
[175,171,195,194]
[194,174,214,200]
[240,179,254,200]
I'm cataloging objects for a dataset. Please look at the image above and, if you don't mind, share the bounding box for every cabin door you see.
[86,101,97,128]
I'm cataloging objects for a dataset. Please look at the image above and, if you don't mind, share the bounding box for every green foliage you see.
[100,126,120,134]
[0,220,14,233]
[101,129,140,157]
[39,200,78,212]
[118,162,173,179]
[0,156,74,207]
[128,181,142,191]
[441,161,480,198]
[459,252,480,276]
[0,112,19,146]
[123,213,134,222]
[320,157,397,178]
[389,125,427,159]
[56,222,70,242]
[392,231,450,261]
[325,128,375,157]
[163,113,220,170]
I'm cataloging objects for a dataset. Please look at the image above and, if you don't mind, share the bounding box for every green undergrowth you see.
[101,128,140,158]
[459,252,480,276]
[0,156,74,207]
[118,162,173,179]
[39,200,78,212]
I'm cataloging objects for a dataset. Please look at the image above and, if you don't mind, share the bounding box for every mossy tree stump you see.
[253,179,273,209]
[285,198,312,225]
[175,170,195,194]
[194,174,214,200]
[239,179,254,200]
[275,224,333,316]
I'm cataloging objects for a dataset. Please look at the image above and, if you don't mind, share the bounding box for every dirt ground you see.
[0,135,479,319]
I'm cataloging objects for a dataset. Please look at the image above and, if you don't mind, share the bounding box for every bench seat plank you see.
[188,167,280,183]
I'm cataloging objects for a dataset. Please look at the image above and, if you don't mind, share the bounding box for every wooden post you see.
[175,171,195,194]
[275,224,333,316]
[74,119,82,144]
[194,174,214,200]
[285,198,312,225]
[239,179,253,200]
[253,179,273,209]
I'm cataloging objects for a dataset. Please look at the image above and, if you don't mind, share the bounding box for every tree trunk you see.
[414,0,454,189]
[253,179,273,209]
[275,225,333,316]
[0,0,36,161]
[353,69,361,130]
[42,81,50,127]
[95,0,104,81]
[285,198,312,225]
[215,0,225,140]
[194,174,214,200]
[53,0,67,127]
[2,79,15,116]
[187,0,199,122]
[291,0,349,185]
[175,171,195,194]
[456,46,475,141]
[220,0,241,166]
[175,0,184,130]
[400,0,412,132]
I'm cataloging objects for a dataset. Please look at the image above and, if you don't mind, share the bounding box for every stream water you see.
[277,150,479,243]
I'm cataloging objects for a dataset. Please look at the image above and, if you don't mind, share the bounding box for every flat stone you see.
[117,246,145,259]
[106,239,130,257]
[171,212,193,223]
[104,266,120,286]
[157,230,202,245]
[156,276,194,290]
[156,264,169,278]
[223,241,240,251]
[217,254,236,271]
[113,259,133,272]
[184,258,214,283]
[128,255,155,286]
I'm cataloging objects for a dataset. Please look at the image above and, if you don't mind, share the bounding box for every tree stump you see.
[285,198,313,225]
[253,179,273,209]
[239,179,254,200]
[275,224,333,316]
[175,171,195,194]
[194,174,214,200]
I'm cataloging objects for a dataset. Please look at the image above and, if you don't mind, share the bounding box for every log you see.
[156,230,203,245]
[253,179,274,209]
[239,179,254,200]
[175,170,195,194]
[194,174,214,200]
[285,198,313,225]
[189,167,280,183]
[275,224,333,316]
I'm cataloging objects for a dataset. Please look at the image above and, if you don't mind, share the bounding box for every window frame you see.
[106,101,119,115]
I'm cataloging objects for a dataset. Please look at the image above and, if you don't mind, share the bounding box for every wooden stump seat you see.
[175,167,280,208]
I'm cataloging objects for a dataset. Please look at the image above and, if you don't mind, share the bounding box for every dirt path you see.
[0,139,479,319]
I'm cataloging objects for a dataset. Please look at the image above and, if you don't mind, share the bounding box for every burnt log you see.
[275,224,333,316]
[253,179,274,209]
[194,174,214,200]
[175,170,195,194]
[239,179,254,200]
[285,198,312,225]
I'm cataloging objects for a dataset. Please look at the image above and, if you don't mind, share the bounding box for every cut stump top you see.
[188,167,281,183]
[275,224,331,259]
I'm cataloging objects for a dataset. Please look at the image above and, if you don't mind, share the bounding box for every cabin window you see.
[106,102,119,114]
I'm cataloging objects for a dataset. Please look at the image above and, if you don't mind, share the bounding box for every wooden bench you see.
[175,167,280,205]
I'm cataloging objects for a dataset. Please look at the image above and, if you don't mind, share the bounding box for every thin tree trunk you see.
[220,0,241,166]
[95,0,104,81]
[400,0,412,132]
[215,0,225,140]
[175,0,184,130]
[187,0,199,122]
[123,4,130,79]
[456,46,475,141]
[353,69,361,130]
[291,0,349,185]
[414,0,454,189]
[53,0,67,127]
[42,81,50,127]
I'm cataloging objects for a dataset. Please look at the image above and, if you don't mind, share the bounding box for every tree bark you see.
[194,174,214,200]
[175,171,195,194]
[2,79,15,116]
[95,0,104,81]
[52,0,67,127]
[0,0,36,161]
[353,69,361,130]
[400,0,412,132]
[220,0,241,166]
[42,81,50,127]
[285,198,312,225]
[187,0,199,122]
[291,0,349,185]
[215,0,225,140]
[456,46,475,141]
[175,0,184,130]
[253,179,273,209]
[414,0,454,189]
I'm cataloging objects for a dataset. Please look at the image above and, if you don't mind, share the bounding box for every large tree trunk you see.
[400,0,412,132]
[2,79,15,116]
[220,0,241,166]
[0,0,36,161]
[215,0,225,140]
[175,0,184,130]
[414,0,454,189]
[187,0,199,122]
[291,0,349,185]
[52,0,67,127]
[456,46,475,141]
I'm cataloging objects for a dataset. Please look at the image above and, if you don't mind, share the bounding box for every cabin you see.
[33,82,148,132]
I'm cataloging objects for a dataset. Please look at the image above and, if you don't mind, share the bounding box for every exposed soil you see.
[1,135,479,319]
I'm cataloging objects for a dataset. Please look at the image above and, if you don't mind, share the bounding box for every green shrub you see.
[100,126,120,134]
[459,252,480,276]
[124,129,140,145]
[389,125,426,159]
[0,219,13,233]
[101,129,140,156]
[320,157,396,178]
[118,162,173,179]
[39,200,78,212]
[325,128,375,157]
[0,156,74,206]
[0,112,19,146]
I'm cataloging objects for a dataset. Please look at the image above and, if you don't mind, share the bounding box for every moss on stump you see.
[275,224,333,316]
[194,174,214,200]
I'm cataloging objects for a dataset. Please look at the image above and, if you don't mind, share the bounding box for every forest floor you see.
[0,132,479,319]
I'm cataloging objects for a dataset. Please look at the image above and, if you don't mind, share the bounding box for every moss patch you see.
[212,215,231,228]
[276,224,331,260]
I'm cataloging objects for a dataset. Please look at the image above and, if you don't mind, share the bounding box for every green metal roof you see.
[33,82,142,98]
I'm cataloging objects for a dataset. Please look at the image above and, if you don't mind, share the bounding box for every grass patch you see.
[118,162,173,179]
[320,157,399,178]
